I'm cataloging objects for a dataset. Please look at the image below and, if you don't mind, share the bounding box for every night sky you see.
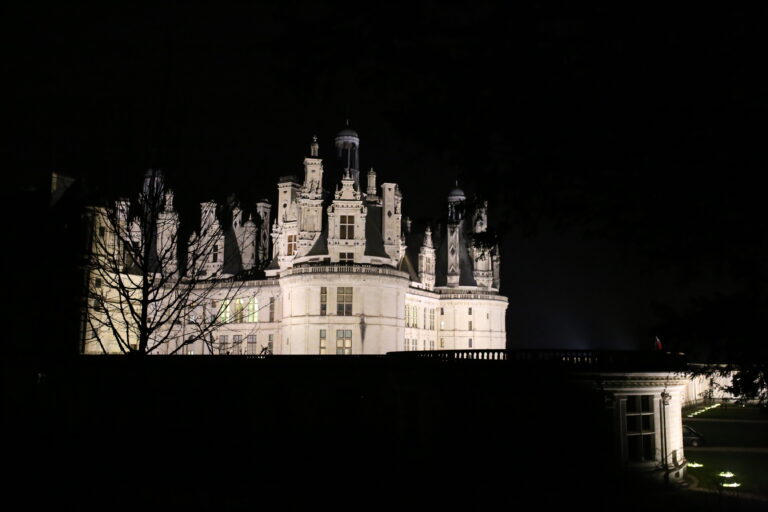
[7,3,768,352]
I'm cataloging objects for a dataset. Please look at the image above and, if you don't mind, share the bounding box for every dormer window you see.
[340,215,354,239]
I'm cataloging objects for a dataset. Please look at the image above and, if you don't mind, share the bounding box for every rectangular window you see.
[468,307,472,315]
[234,299,245,323]
[440,307,444,315]
[405,304,410,327]
[340,215,355,239]
[269,297,275,322]
[337,287,352,316]
[98,226,106,238]
[246,297,258,322]
[268,334,273,342]
[320,329,327,354]
[220,300,231,323]
[247,334,256,354]
[287,234,297,256]
[423,309,427,329]
[430,340,434,350]
[233,335,242,354]
[336,329,352,355]
[468,321,473,331]
[440,338,444,349]
[468,338,473,348]
[626,395,655,462]
[320,287,327,316]
[430,309,435,330]
[339,252,354,263]
[219,335,228,353]
[94,278,102,288]
[212,244,219,263]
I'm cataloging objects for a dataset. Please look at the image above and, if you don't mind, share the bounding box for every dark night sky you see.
[7,3,768,351]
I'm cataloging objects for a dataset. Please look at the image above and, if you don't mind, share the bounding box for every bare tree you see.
[81,170,269,356]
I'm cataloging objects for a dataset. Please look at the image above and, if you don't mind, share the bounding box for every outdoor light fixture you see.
[687,462,703,468]
[721,482,741,488]
[718,471,735,479]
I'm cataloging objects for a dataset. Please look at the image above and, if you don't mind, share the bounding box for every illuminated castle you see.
[82,124,507,355]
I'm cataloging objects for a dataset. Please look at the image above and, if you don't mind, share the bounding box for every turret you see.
[381,183,403,262]
[156,190,179,275]
[418,225,436,289]
[255,200,271,267]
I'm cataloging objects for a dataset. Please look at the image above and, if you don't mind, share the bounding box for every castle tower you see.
[365,167,379,203]
[446,184,466,287]
[255,200,271,267]
[298,136,325,256]
[418,225,436,289]
[381,182,403,262]
[334,121,360,190]
[156,190,179,275]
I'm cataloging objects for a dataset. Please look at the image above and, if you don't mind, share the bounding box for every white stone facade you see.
[83,126,508,355]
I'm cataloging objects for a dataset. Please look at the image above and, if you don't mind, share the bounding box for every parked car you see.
[682,425,705,447]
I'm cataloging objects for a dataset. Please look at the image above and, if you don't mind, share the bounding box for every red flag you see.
[655,336,663,351]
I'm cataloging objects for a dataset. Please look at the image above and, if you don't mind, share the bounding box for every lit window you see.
[220,300,231,323]
[337,287,352,316]
[287,234,297,256]
[336,329,352,355]
[320,287,327,316]
[340,215,355,239]
[320,329,327,354]
[234,299,245,323]
[340,252,354,263]
[246,298,258,322]
[626,396,655,462]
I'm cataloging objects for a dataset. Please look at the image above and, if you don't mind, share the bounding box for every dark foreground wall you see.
[6,355,636,509]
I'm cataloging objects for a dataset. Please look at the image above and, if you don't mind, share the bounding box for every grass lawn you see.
[683,403,768,421]
[686,451,768,497]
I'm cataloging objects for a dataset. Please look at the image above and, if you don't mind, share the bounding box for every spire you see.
[423,225,433,248]
[366,167,377,196]
[310,135,319,157]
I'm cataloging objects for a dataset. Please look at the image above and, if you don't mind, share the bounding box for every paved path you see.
[685,418,768,424]
[686,446,768,454]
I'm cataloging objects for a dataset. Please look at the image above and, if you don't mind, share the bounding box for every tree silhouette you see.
[81,170,268,355]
